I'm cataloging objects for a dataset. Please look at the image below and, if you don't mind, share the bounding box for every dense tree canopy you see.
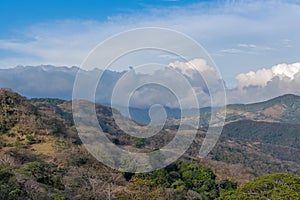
[217,173,300,199]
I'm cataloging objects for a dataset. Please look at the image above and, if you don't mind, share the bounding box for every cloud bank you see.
[108,58,225,108]
[1,61,300,107]
[0,58,225,108]
[236,63,300,88]
[229,62,300,104]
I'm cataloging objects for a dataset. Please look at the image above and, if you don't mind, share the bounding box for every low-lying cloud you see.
[0,58,226,108]
[236,63,300,88]
[229,62,300,104]
[1,61,300,107]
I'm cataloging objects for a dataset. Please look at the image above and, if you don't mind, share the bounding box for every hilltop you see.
[225,94,300,124]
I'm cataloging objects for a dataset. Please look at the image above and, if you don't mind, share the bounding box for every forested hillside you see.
[1,88,300,199]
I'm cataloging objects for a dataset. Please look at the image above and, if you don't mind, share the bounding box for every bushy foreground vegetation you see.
[1,151,300,200]
[0,150,237,200]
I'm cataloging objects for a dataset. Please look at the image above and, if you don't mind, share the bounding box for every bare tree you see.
[63,165,125,199]
[0,154,15,167]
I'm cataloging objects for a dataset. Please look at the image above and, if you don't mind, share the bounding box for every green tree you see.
[217,173,300,199]
[22,160,65,190]
[53,194,69,200]
[0,163,25,199]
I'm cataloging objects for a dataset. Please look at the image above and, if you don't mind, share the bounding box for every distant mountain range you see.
[166,93,300,127]
[225,93,300,124]
[0,65,124,101]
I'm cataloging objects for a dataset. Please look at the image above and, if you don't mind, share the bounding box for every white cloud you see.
[227,62,300,104]
[236,63,300,88]
[107,58,226,109]
[169,58,213,78]
[238,43,256,48]
[168,58,223,90]
[220,48,244,54]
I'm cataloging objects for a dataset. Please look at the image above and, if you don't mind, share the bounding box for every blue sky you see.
[0,0,203,36]
[0,0,300,87]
